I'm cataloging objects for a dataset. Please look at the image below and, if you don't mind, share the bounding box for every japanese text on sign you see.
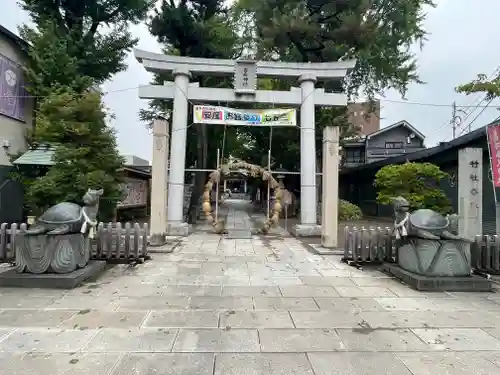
[193,105,296,126]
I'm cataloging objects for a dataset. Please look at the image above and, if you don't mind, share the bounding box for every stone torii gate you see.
[135,49,355,243]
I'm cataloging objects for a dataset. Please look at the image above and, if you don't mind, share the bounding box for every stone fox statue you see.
[24,188,104,237]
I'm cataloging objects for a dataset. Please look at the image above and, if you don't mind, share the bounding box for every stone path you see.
[224,199,253,238]
[1,202,500,373]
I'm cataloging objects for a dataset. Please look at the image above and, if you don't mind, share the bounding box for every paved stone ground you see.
[2,201,500,374]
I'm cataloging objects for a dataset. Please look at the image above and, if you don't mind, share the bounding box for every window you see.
[385,142,404,149]
[345,149,364,163]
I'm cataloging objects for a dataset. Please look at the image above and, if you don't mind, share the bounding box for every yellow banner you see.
[193,105,296,126]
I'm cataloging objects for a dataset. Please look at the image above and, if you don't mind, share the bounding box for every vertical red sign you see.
[487,124,500,187]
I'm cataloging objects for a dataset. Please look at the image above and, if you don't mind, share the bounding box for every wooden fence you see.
[472,235,500,274]
[343,226,395,263]
[0,222,150,264]
[344,226,500,274]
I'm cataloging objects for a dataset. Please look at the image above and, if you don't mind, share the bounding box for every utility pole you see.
[451,101,457,139]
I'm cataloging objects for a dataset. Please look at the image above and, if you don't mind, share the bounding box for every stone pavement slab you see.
[253,296,320,311]
[60,310,148,329]
[214,353,315,375]
[0,353,121,375]
[0,309,78,327]
[219,311,294,328]
[145,310,219,328]
[396,352,500,375]
[290,310,365,328]
[412,328,500,351]
[259,328,345,352]
[1,200,500,374]
[0,328,96,352]
[172,328,260,352]
[84,327,177,352]
[112,353,215,375]
[359,310,499,329]
[336,327,431,351]
[308,352,413,375]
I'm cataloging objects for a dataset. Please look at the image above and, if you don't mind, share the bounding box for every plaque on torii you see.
[234,60,257,95]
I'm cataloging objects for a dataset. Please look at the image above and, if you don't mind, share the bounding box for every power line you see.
[376,98,500,108]
[459,97,496,136]
[1,85,500,109]
[434,65,500,141]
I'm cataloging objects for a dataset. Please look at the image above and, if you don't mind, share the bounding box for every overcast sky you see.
[2,0,500,161]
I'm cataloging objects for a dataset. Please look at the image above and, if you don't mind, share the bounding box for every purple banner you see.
[0,54,26,122]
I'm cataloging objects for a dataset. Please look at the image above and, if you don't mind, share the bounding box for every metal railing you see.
[0,222,150,264]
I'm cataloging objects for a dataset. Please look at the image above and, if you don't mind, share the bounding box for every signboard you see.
[487,124,500,188]
[0,53,26,122]
[193,105,296,126]
[234,60,257,94]
[117,178,148,207]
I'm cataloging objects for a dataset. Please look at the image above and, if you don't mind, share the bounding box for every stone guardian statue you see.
[16,188,104,274]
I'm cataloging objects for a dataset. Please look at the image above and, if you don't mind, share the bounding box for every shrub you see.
[374,162,452,215]
[339,199,362,220]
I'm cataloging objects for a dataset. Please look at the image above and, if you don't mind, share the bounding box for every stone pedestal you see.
[382,263,492,292]
[291,224,322,237]
[397,237,471,277]
[167,222,192,236]
[16,233,90,274]
[0,260,106,289]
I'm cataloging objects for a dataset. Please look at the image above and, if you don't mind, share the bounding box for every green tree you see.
[19,0,154,86]
[13,0,152,218]
[27,89,124,219]
[236,0,434,97]
[456,73,500,98]
[374,162,452,214]
[141,0,246,222]
[229,0,434,172]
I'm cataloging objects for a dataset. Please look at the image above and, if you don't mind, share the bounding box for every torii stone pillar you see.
[149,118,169,246]
[166,68,192,236]
[292,74,321,236]
[321,126,340,248]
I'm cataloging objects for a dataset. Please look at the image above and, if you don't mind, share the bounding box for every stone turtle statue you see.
[25,188,104,237]
[392,196,472,277]
[392,196,462,241]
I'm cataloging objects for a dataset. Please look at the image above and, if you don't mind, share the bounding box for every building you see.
[122,154,150,167]
[347,100,380,136]
[342,120,426,168]
[0,24,33,167]
[340,124,495,235]
[0,25,34,223]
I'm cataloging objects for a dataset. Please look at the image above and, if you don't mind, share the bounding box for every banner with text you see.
[193,105,296,126]
[487,124,500,192]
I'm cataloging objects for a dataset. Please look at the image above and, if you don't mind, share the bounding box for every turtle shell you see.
[408,209,448,230]
[37,202,82,224]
